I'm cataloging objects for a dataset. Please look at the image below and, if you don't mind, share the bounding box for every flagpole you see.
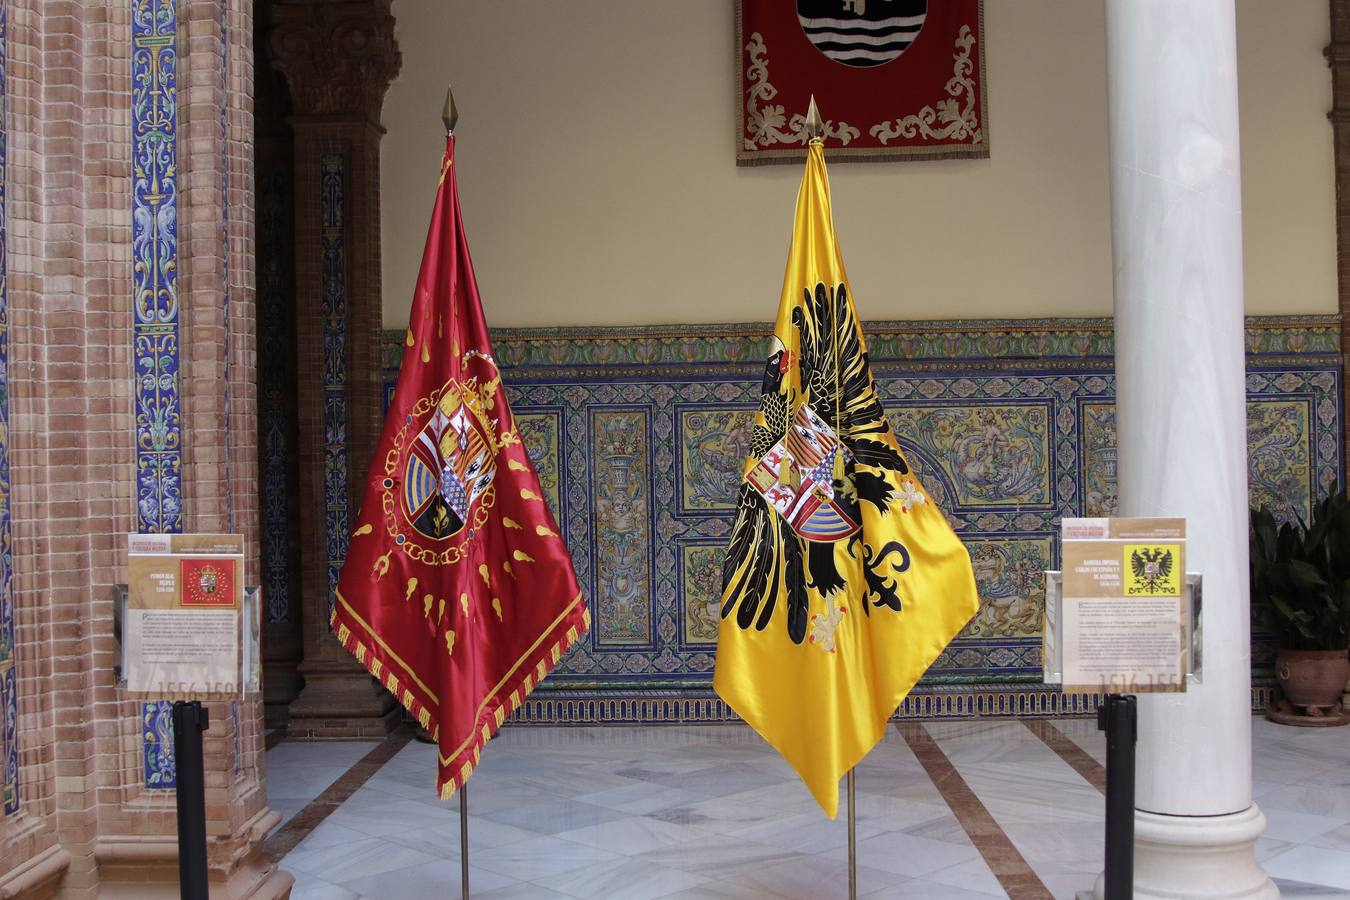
[459,785,470,900]
[440,85,468,900]
[847,768,857,900]
[804,93,858,900]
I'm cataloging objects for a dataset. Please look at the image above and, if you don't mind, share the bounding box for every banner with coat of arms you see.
[714,139,980,818]
[332,135,589,800]
[736,0,987,165]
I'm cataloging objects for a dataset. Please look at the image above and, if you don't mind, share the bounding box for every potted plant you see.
[1250,487,1350,724]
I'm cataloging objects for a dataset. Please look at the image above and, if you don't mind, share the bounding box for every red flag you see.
[332,135,588,798]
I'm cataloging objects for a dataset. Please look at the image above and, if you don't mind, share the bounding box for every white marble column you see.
[1101,1,1277,898]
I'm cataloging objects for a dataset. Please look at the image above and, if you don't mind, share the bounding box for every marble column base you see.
[286,654,399,738]
[1085,805,1276,900]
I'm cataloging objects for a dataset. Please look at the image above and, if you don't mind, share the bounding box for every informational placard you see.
[1059,517,1188,693]
[124,534,247,697]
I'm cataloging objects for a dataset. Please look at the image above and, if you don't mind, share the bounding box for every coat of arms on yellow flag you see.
[714,140,980,818]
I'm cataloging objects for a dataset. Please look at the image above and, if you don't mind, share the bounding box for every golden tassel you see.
[832,447,845,483]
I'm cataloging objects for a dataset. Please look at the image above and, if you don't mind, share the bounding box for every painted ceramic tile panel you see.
[590,408,653,646]
[515,411,563,516]
[889,404,1052,508]
[320,154,349,616]
[681,542,724,644]
[142,700,175,788]
[678,407,755,513]
[0,0,16,815]
[964,537,1055,638]
[1083,389,1332,523]
[134,0,182,788]
[377,321,1341,709]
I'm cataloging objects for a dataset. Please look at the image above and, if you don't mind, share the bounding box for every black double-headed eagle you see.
[1130,547,1174,593]
[721,282,913,644]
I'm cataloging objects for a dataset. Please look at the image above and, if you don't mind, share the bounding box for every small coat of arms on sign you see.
[1125,545,1180,596]
[180,558,238,607]
[736,0,988,164]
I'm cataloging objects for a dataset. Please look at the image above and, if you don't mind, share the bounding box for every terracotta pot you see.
[1276,648,1350,710]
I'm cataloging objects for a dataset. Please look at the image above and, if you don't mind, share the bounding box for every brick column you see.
[0,0,289,896]
[270,0,401,736]
[1328,0,1350,705]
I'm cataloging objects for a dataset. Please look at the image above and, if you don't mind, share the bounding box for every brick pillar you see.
[0,0,290,896]
[270,0,402,736]
[1328,0,1350,706]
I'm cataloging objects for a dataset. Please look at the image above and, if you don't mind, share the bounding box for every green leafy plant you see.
[1250,488,1350,651]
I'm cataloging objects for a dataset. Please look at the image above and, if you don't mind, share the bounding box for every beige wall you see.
[381,1,1336,329]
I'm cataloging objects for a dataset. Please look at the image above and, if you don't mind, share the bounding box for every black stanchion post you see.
[172,701,210,900]
[1097,694,1137,900]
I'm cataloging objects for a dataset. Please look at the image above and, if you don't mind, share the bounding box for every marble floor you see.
[265,717,1350,899]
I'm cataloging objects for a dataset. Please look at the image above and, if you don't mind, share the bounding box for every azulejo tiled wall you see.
[219,0,232,533]
[0,1,17,816]
[258,169,295,625]
[132,0,181,536]
[133,0,179,788]
[320,153,350,617]
[382,317,1342,721]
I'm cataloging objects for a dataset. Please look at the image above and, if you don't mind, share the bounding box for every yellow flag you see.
[714,142,979,818]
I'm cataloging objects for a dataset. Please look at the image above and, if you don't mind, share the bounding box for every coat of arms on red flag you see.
[332,135,588,799]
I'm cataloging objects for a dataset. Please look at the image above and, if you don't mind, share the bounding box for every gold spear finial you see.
[442,86,459,136]
[805,95,824,143]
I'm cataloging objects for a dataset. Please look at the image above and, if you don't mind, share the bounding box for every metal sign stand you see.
[172,701,210,900]
[1098,694,1137,899]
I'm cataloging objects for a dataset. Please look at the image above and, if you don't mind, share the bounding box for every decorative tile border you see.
[258,170,293,624]
[0,1,17,816]
[134,0,181,789]
[142,700,175,788]
[132,0,181,535]
[509,686,1280,724]
[381,316,1342,372]
[320,154,348,616]
[220,0,232,532]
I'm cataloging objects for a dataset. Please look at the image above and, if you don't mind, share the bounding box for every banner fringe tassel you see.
[331,602,591,803]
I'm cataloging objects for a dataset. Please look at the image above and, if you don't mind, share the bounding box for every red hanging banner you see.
[737,0,988,165]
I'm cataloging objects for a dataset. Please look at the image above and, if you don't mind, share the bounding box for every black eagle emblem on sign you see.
[1130,547,1174,594]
